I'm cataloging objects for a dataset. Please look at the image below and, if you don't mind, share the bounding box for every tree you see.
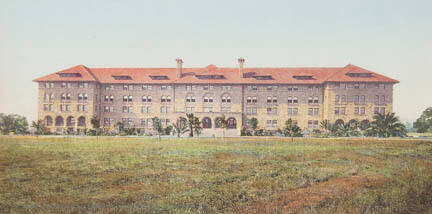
[172,117,189,137]
[115,122,124,134]
[283,119,303,137]
[366,112,407,137]
[186,113,195,137]
[216,115,228,139]
[90,116,100,129]
[152,117,163,140]
[248,117,258,130]
[193,117,203,138]
[0,113,29,135]
[31,120,46,135]
[414,107,432,133]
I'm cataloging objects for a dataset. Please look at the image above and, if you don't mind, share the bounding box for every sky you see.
[1,0,431,123]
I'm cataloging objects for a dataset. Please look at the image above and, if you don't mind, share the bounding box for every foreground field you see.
[1,136,432,213]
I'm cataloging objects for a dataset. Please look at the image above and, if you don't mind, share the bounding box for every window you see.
[161,96,166,102]
[360,107,365,115]
[354,107,359,115]
[288,96,292,104]
[267,86,273,91]
[374,95,380,105]
[247,97,251,103]
[308,120,313,129]
[221,106,231,112]
[267,96,272,103]
[246,107,257,115]
[105,85,114,90]
[341,95,346,104]
[374,107,380,115]
[141,106,151,113]
[313,97,319,104]
[166,96,171,102]
[78,82,88,88]
[248,85,258,91]
[335,95,340,104]
[354,95,359,105]
[123,95,128,102]
[149,75,169,80]
[61,93,66,102]
[288,108,299,116]
[308,97,313,104]
[104,96,109,102]
[380,107,385,114]
[161,85,167,90]
[252,97,257,103]
[293,97,298,104]
[222,85,232,90]
[186,107,195,113]
[381,95,386,105]
[203,107,213,112]
[360,95,366,104]
[147,96,152,102]
[354,83,360,89]
[314,108,319,116]
[209,97,213,102]
[104,118,111,126]
[335,107,340,115]
[313,120,319,129]
[142,85,152,90]
[340,107,346,115]
[308,108,313,116]
[84,94,88,102]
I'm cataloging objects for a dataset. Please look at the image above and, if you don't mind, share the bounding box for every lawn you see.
[1,136,432,213]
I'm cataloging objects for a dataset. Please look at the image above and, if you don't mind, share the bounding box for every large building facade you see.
[34,58,398,136]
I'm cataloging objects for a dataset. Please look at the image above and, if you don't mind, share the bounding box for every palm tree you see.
[193,117,202,138]
[366,112,407,137]
[152,117,163,140]
[31,120,46,135]
[186,113,195,137]
[172,117,189,137]
[216,115,228,139]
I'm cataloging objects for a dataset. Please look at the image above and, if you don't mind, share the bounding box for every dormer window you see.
[112,75,132,80]
[196,75,225,79]
[58,73,81,77]
[293,75,314,80]
[346,73,372,77]
[253,75,272,80]
[150,75,169,80]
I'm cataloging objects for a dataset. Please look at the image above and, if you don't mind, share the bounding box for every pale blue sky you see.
[1,0,431,122]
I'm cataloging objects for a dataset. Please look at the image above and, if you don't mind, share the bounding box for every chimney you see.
[238,57,245,78]
[176,58,183,78]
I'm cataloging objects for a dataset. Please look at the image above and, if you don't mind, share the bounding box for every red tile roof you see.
[33,64,399,84]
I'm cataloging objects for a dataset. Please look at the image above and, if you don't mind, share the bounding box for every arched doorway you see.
[202,117,212,128]
[78,116,86,127]
[66,116,75,126]
[45,116,53,126]
[55,116,64,127]
[227,117,237,129]
[360,120,370,130]
[335,119,344,126]
[215,117,222,128]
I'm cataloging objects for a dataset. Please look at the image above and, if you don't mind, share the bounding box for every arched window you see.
[335,95,340,104]
[66,93,71,100]
[308,97,313,104]
[222,96,226,103]
[191,96,195,102]
[142,96,147,102]
[209,97,213,102]
[147,96,152,102]
[66,116,75,126]
[381,95,385,104]
[313,97,319,104]
[227,96,231,103]
[78,94,83,101]
[61,93,66,101]
[252,97,257,103]
[78,116,86,127]
[128,95,132,102]
[267,96,272,103]
[288,96,292,104]
[166,96,171,102]
[341,95,346,104]
[204,96,209,102]
[335,119,344,126]
[84,94,88,101]
[45,116,53,126]
[44,94,49,102]
[104,95,109,102]
[293,97,298,104]
[55,116,64,127]
[348,119,358,126]
[123,95,128,102]
[247,97,251,103]
[202,117,212,128]
[110,95,114,102]
[186,96,191,102]
[273,97,277,103]
[161,96,166,102]
[50,94,54,101]
[227,117,237,129]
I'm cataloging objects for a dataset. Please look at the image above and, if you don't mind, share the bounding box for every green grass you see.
[1,136,432,213]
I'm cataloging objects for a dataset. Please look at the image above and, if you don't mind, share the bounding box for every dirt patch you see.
[245,175,386,213]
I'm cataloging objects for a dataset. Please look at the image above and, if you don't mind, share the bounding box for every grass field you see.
[1,136,432,213]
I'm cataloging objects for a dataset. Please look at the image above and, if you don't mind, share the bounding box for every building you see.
[33,58,399,136]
